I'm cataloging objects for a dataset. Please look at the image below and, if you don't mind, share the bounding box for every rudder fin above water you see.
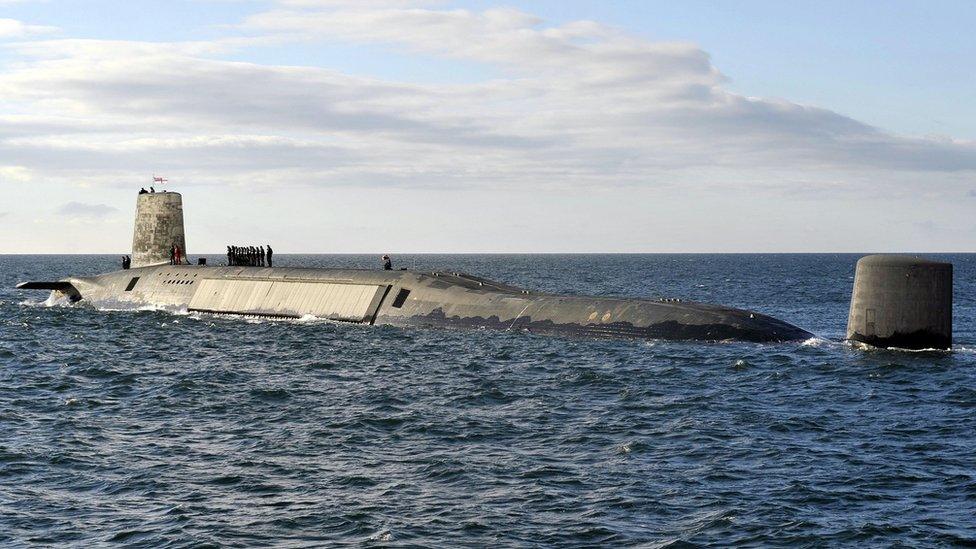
[15,281,82,301]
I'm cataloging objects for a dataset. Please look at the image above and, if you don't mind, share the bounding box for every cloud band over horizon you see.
[1,1,974,253]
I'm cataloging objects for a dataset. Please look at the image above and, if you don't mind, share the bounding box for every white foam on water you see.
[894,347,952,354]
[43,293,69,307]
[368,531,393,542]
[181,309,331,325]
[95,303,166,313]
[20,292,72,308]
[848,340,952,354]
[800,337,846,349]
[136,303,176,313]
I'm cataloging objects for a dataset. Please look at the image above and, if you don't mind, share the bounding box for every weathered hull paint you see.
[21,264,813,344]
[395,309,809,342]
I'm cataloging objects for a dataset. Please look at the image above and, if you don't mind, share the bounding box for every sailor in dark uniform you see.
[382,255,392,270]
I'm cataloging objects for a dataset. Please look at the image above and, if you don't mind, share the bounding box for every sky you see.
[0,0,974,253]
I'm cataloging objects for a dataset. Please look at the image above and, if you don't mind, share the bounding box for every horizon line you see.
[3,251,974,256]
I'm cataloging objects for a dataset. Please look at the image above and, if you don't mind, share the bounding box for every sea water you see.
[1,254,974,546]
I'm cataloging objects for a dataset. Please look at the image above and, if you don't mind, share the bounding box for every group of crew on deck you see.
[121,247,402,271]
[228,245,273,267]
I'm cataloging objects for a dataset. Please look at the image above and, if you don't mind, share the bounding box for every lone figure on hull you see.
[382,255,392,270]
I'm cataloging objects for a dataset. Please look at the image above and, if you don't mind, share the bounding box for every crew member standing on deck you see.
[266,245,273,268]
[259,246,265,267]
[382,255,392,270]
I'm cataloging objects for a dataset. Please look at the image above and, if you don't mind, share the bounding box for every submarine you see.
[17,190,813,343]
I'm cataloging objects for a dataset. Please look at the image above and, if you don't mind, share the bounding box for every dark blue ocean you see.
[2,254,975,547]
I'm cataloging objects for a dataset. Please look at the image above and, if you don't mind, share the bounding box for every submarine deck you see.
[33,264,813,343]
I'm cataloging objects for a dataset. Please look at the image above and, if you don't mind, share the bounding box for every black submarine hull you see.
[19,264,812,343]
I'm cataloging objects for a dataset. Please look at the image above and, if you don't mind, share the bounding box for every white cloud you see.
[56,201,118,218]
[0,3,974,253]
[0,18,57,38]
[1,9,972,195]
[0,165,32,182]
[277,0,443,6]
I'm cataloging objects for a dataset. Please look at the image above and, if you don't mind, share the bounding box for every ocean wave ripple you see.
[2,253,975,547]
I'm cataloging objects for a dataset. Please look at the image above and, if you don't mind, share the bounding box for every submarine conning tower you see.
[131,191,187,268]
[847,254,952,350]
